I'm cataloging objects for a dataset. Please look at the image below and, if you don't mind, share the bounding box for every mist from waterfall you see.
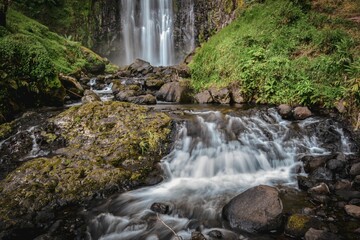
[118,0,195,66]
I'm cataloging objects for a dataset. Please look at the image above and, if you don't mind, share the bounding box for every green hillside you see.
[190,0,360,121]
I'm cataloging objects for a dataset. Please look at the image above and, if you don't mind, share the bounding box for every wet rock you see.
[278,104,293,119]
[81,90,101,103]
[150,202,171,215]
[304,228,340,240]
[222,185,283,233]
[293,107,312,120]
[209,87,231,104]
[308,183,330,195]
[344,205,360,218]
[315,121,342,151]
[128,94,157,105]
[352,175,360,190]
[326,158,346,171]
[207,229,223,239]
[191,231,206,240]
[156,81,193,103]
[334,179,352,190]
[335,190,360,201]
[298,175,315,191]
[115,90,138,102]
[195,91,214,104]
[285,214,321,238]
[350,163,360,176]
[309,167,334,182]
[300,155,335,173]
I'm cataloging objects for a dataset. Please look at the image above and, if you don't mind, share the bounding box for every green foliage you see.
[190,0,359,109]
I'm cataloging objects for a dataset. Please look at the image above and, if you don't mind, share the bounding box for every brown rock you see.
[293,107,312,120]
[350,162,360,176]
[305,228,340,240]
[195,91,214,104]
[209,87,231,104]
[344,205,360,218]
[81,90,101,103]
[278,104,293,119]
[156,81,193,103]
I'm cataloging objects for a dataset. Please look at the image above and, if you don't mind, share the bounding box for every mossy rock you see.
[52,101,172,167]
[0,101,172,229]
[0,122,14,140]
[285,214,322,238]
[0,156,129,228]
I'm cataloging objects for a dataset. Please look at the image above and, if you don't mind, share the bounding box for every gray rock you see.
[294,106,312,120]
[305,228,340,240]
[350,162,360,176]
[222,185,283,233]
[344,205,360,218]
[334,179,352,190]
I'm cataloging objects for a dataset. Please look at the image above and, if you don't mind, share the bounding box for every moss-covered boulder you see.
[0,101,172,230]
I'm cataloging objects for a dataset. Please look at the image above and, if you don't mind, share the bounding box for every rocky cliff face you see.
[15,0,242,64]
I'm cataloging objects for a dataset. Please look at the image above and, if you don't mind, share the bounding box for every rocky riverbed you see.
[0,62,360,239]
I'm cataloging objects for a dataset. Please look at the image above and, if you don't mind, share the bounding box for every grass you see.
[190,0,360,112]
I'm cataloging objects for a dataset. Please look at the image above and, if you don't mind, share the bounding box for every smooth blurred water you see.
[86,108,353,240]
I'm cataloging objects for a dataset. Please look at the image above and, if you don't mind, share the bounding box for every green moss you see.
[190,0,360,112]
[0,101,172,227]
[0,122,14,140]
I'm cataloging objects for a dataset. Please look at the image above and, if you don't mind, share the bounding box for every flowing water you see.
[86,107,354,240]
[118,0,195,66]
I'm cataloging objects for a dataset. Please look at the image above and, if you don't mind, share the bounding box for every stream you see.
[85,106,356,240]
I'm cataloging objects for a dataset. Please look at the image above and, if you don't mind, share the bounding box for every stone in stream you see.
[304,228,341,240]
[278,104,293,119]
[285,214,322,238]
[81,90,101,103]
[293,106,312,120]
[350,162,360,176]
[344,205,360,218]
[150,202,171,215]
[222,185,283,233]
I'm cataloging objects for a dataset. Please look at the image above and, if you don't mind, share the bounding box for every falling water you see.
[86,108,355,240]
[119,0,176,66]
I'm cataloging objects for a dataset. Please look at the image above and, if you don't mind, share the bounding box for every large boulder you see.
[222,185,283,233]
[344,205,360,218]
[156,81,193,103]
[0,102,172,230]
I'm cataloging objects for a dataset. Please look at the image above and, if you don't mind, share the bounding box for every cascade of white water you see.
[119,0,176,66]
[89,108,354,240]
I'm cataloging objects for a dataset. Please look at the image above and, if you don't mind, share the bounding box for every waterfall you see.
[86,108,356,240]
[119,0,174,66]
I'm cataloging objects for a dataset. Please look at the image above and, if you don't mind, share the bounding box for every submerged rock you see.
[222,185,283,233]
